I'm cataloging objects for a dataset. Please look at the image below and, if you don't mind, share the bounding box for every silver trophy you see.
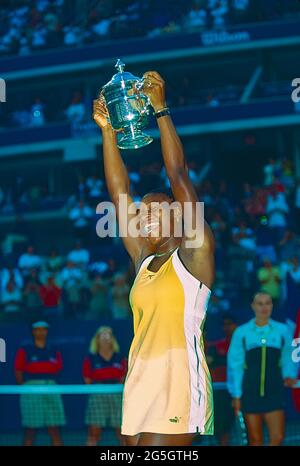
[99,59,153,149]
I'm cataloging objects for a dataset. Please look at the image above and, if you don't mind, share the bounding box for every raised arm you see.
[141,72,215,287]
[93,99,144,265]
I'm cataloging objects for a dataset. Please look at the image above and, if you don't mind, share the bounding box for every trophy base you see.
[117,129,153,150]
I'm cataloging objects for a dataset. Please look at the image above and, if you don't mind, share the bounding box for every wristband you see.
[155,107,171,119]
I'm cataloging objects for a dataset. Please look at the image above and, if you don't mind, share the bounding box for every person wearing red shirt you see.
[83,326,127,446]
[206,313,237,445]
[14,321,65,446]
[40,276,62,320]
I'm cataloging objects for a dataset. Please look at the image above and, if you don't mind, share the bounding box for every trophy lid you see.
[102,59,140,90]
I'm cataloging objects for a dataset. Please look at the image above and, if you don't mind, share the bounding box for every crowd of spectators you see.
[2,84,232,130]
[2,78,296,131]
[1,154,300,329]
[0,71,299,134]
[6,91,88,129]
[0,2,298,132]
[0,0,299,58]
[0,240,132,323]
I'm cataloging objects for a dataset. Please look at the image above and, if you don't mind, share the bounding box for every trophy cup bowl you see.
[99,59,153,150]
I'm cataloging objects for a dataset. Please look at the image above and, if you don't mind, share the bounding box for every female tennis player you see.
[227,292,298,446]
[93,71,215,446]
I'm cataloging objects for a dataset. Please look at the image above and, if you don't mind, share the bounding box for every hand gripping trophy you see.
[98,59,153,149]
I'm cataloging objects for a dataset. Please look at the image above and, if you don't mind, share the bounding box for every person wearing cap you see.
[82,326,127,446]
[14,321,66,446]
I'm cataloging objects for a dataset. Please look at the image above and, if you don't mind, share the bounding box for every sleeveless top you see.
[121,247,213,435]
